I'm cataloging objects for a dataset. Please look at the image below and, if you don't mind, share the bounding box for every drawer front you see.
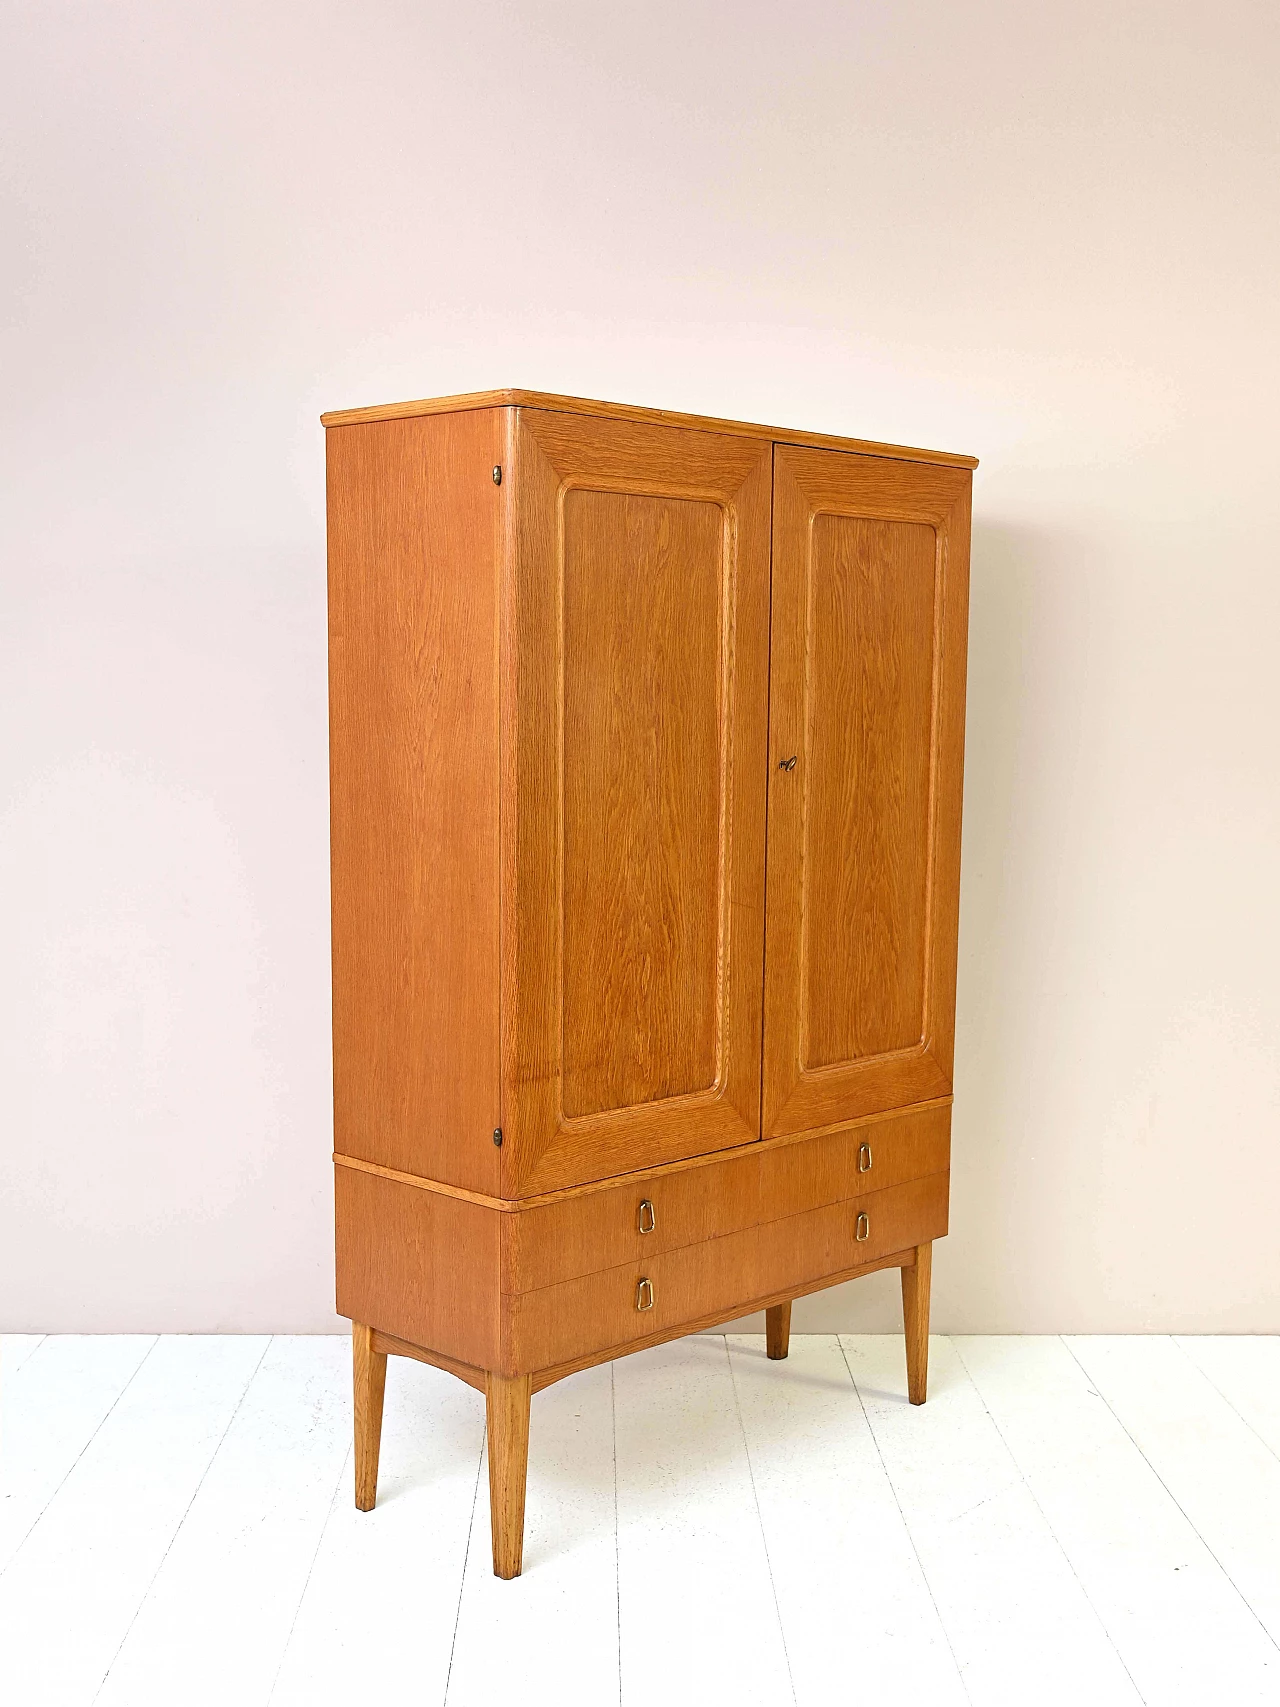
[758,1103,949,1224]
[759,1171,948,1299]
[504,1150,760,1294]
[506,1223,761,1371]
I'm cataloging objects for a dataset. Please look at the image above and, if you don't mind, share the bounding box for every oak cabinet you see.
[325,389,974,1577]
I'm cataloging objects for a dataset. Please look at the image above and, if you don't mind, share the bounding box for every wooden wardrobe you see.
[324,389,974,1578]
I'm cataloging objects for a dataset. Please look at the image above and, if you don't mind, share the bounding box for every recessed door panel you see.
[803,513,936,1068]
[763,446,971,1136]
[505,409,772,1194]
[562,489,724,1118]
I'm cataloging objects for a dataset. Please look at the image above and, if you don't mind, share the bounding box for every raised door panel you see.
[763,446,971,1136]
[504,409,772,1195]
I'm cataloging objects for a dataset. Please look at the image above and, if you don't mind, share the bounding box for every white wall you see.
[2,0,1277,1332]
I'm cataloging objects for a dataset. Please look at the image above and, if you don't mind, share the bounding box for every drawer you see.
[506,1222,761,1371]
[503,1150,760,1294]
[759,1104,950,1224]
[759,1171,949,1299]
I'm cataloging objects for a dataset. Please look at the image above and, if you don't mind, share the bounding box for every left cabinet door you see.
[503,409,772,1195]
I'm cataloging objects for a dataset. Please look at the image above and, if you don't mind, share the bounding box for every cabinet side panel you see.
[328,411,503,1193]
[334,1168,501,1368]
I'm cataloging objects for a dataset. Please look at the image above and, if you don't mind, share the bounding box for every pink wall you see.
[2,1,1277,1330]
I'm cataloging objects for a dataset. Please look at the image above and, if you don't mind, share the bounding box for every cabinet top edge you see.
[318,388,979,470]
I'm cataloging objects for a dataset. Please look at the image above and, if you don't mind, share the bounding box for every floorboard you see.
[615,1337,794,1707]
[1068,1335,1280,1656]
[0,1335,267,1705]
[956,1334,1279,1705]
[2,1334,47,1380]
[727,1332,966,1706]
[95,1336,350,1707]
[844,1333,1143,1706]
[0,1335,155,1579]
[445,1362,619,1707]
[4,1333,1279,1707]
[271,1354,485,1707]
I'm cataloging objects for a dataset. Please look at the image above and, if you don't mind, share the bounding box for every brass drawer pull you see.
[855,1212,870,1242]
[858,1142,873,1173]
[636,1277,655,1311]
[638,1199,656,1235]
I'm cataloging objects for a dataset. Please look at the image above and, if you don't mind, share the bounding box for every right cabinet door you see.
[762,446,971,1137]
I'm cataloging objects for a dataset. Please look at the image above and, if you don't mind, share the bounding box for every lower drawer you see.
[758,1171,949,1300]
[506,1222,759,1371]
[506,1171,947,1373]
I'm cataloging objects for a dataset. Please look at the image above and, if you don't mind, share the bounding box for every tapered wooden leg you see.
[353,1322,387,1511]
[766,1301,793,1360]
[900,1242,932,1405]
[486,1372,532,1579]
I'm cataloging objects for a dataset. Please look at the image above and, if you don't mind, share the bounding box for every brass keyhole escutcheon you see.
[636,1277,655,1311]
[778,754,798,771]
[855,1212,870,1242]
[638,1199,656,1235]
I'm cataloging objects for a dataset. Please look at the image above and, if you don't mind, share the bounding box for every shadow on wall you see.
[718,517,1046,1337]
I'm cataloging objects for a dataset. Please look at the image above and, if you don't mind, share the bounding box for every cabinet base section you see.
[349,1238,936,1578]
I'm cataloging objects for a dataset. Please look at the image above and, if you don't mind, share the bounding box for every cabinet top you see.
[319,388,978,471]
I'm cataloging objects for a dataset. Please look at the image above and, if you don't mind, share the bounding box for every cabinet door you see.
[504,409,772,1194]
[763,446,971,1137]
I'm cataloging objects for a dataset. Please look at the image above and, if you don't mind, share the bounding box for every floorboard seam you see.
[950,1337,1148,1706]
[1060,1335,1280,1659]
[838,1334,975,1707]
[90,1334,271,1703]
[0,1334,160,1588]
[724,1334,798,1707]
[1170,1337,1280,1467]
[441,1426,486,1707]
[266,1436,353,1704]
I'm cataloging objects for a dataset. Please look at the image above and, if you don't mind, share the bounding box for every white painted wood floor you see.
[3,1334,1279,1706]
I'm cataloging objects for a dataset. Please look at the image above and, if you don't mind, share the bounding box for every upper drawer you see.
[503,1150,760,1294]
[758,1103,950,1224]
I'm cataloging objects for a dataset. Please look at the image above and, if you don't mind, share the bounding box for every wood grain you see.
[352,1322,387,1511]
[506,1224,763,1371]
[320,389,979,471]
[502,1149,760,1293]
[561,488,724,1116]
[766,1302,792,1360]
[901,1240,933,1404]
[485,1372,532,1578]
[503,408,772,1194]
[370,1329,486,1393]
[334,1165,501,1370]
[803,514,936,1066]
[757,1102,950,1223]
[763,446,971,1136]
[536,1250,917,1389]
[508,1172,945,1371]
[368,1248,915,1395]
[327,409,504,1194]
[335,1096,952,1211]
[757,1172,949,1301]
